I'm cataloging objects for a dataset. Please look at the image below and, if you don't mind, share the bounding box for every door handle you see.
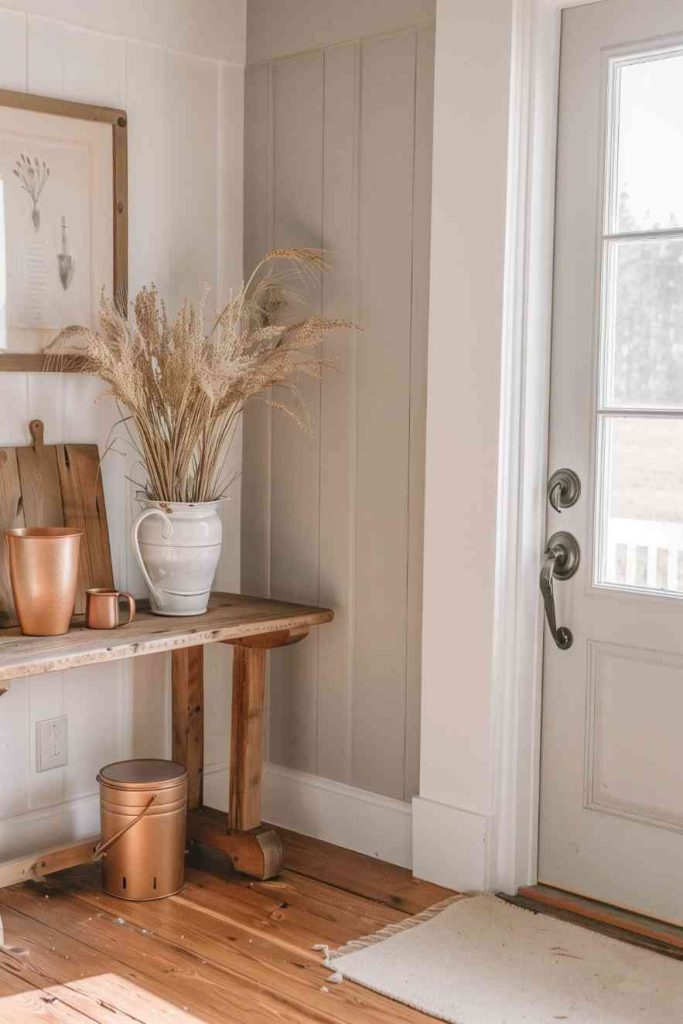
[540,531,580,650]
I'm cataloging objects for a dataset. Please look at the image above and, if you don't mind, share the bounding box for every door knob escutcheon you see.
[548,468,581,513]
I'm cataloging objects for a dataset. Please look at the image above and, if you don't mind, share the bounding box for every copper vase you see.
[5,527,83,636]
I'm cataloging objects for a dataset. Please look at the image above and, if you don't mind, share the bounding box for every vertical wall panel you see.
[126,40,171,298]
[243,25,434,800]
[404,24,434,799]
[316,42,360,784]
[0,9,27,90]
[0,374,29,818]
[216,61,245,595]
[242,64,273,599]
[25,376,68,789]
[26,15,64,95]
[63,665,122,800]
[204,642,232,774]
[242,63,273,756]
[28,673,64,807]
[268,53,324,772]
[218,62,245,309]
[0,682,29,816]
[167,52,219,308]
[62,25,126,107]
[352,31,416,799]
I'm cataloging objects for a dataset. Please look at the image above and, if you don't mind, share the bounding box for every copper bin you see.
[97,759,187,901]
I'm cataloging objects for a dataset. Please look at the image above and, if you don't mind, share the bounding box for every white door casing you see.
[539,0,683,923]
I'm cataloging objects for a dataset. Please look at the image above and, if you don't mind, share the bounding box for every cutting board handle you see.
[29,420,44,450]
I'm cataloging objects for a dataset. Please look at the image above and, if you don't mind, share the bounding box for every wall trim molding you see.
[5,762,413,870]
[0,3,246,66]
[412,796,488,891]
[245,19,436,69]
[205,761,413,869]
[1,792,100,862]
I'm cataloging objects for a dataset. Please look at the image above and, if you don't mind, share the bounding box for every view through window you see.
[597,48,683,594]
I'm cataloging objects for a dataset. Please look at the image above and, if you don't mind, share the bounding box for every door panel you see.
[540,0,683,924]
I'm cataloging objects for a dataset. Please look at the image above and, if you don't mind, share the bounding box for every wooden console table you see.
[0,592,333,887]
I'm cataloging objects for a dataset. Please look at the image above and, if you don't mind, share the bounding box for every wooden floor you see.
[0,828,454,1023]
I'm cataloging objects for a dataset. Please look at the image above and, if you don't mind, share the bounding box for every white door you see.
[540,0,683,925]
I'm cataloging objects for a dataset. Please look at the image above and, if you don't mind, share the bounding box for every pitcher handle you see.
[131,507,173,606]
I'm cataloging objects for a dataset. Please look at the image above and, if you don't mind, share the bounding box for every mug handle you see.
[118,592,136,626]
[131,507,173,606]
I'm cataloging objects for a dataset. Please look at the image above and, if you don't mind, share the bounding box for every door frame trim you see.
[489,0,603,892]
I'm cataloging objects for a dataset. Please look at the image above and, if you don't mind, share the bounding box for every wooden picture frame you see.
[0,89,127,372]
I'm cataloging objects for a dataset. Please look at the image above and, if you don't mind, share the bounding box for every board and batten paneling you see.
[243,24,434,801]
[0,5,244,858]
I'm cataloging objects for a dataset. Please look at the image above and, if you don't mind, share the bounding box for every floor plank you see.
[0,900,212,1022]
[273,825,452,914]
[0,831,454,1023]
[0,982,98,1024]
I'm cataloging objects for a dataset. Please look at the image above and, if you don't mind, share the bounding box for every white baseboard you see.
[204,761,413,869]
[0,792,100,862]
[4,765,413,872]
[412,795,489,890]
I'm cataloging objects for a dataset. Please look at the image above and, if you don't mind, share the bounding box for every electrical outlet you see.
[36,716,68,772]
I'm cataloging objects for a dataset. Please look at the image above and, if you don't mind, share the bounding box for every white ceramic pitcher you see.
[131,500,222,616]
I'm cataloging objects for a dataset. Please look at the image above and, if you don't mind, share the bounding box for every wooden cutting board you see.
[0,419,114,627]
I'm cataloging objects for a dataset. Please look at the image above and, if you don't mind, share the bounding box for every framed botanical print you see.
[0,89,127,371]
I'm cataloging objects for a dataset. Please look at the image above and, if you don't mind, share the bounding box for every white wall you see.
[0,1,245,859]
[414,0,515,889]
[242,0,434,814]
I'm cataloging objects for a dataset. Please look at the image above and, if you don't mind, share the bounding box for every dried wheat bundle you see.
[51,249,352,503]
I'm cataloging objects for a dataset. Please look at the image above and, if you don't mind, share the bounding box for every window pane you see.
[598,417,683,593]
[614,52,683,233]
[603,237,683,408]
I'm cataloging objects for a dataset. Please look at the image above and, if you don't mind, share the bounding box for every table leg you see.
[184,629,309,879]
[229,644,267,830]
[171,645,204,810]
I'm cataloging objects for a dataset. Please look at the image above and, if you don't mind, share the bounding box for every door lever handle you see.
[539,531,580,651]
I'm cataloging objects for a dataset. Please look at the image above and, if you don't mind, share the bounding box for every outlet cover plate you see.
[36,715,68,772]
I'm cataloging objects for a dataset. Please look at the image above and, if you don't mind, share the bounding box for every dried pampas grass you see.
[50,249,352,503]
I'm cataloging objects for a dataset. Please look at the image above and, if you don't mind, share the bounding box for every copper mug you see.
[5,527,82,636]
[86,588,136,629]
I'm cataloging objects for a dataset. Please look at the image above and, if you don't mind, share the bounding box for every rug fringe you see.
[321,893,472,964]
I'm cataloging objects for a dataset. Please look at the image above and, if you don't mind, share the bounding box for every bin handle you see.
[92,792,157,861]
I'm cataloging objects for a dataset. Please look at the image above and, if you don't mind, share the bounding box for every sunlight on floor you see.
[0,972,204,1023]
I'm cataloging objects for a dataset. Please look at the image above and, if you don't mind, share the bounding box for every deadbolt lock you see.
[548,468,581,513]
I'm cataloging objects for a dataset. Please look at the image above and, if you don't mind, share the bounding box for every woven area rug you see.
[321,894,683,1023]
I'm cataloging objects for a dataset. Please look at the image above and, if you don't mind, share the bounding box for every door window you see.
[597,49,683,594]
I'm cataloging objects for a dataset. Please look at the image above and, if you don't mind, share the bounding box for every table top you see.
[0,592,333,682]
